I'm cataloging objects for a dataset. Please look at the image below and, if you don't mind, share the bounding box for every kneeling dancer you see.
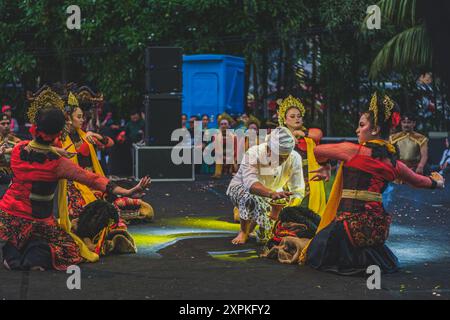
[227,127,305,244]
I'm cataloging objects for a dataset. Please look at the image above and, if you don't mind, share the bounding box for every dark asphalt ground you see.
[0,175,449,300]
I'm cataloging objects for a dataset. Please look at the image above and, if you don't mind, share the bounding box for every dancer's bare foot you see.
[231,231,248,245]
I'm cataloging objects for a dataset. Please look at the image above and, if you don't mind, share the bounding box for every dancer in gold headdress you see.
[0,87,150,271]
[278,95,326,214]
[299,92,444,275]
[54,86,154,225]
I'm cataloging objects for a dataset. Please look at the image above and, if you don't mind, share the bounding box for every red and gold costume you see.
[0,140,114,270]
[300,140,436,275]
[56,128,114,220]
[278,95,326,214]
[56,88,153,224]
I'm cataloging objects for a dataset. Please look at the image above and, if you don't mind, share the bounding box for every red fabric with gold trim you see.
[345,154,398,182]
[0,141,60,219]
[335,154,397,248]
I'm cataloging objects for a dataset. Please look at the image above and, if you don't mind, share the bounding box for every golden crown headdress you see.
[67,92,79,107]
[369,92,395,127]
[278,95,306,127]
[217,112,233,124]
[247,115,261,128]
[75,86,104,105]
[27,88,65,124]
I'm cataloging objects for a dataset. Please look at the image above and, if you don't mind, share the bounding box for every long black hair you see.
[75,200,119,239]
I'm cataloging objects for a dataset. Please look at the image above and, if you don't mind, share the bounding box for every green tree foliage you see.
[1,0,445,133]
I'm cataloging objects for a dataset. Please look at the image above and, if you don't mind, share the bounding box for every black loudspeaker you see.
[149,69,182,94]
[146,94,182,146]
[146,47,182,94]
[133,145,194,181]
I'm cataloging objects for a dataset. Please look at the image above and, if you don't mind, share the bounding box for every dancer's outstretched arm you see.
[397,160,444,189]
[307,128,323,145]
[313,142,365,163]
[56,157,151,197]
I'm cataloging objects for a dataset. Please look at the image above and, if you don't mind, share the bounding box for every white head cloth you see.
[267,127,295,156]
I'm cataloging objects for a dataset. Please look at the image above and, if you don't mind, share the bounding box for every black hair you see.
[201,114,209,119]
[75,200,119,239]
[35,108,66,144]
[418,69,432,77]
[0,112,10,121]
[265,206,321,250]
[279,206,321,239]
[401,112,417,122]
[65,104,80,119]
[130,109,140,116]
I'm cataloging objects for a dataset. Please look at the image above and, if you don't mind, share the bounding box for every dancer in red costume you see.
[301,93,445,275]
[0,91,149,271]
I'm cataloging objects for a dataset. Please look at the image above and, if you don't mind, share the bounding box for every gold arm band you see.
[29,193,55,202]
[341,189,383,202]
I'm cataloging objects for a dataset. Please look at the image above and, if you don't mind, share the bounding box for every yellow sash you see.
[305,137,326,215]
[57,129,105,262]
[300,164,343,263]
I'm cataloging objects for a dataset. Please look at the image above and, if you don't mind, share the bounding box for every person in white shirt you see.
[227,127,305,244]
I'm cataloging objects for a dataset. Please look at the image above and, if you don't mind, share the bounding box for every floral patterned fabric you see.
[0,209,82,270]
[336,209,391,247]
[67,180,87,220]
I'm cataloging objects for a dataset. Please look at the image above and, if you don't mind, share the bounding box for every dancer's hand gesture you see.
[310,165,331,182]
[292,130,306,138]
[85,131,103,144]
[128,176,151,198]
[430,172,445,189]
[270,191,292,200]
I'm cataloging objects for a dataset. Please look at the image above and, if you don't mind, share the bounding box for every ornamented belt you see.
[341,189,382,202]
[29,193,55,202]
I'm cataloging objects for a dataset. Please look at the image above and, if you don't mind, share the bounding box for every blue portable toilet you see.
[182,54,245,122]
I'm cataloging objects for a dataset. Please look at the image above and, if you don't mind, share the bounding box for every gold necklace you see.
[28,140,60,156]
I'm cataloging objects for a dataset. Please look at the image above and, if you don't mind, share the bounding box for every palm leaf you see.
[369,24,432,78]
[378,0,418,26]
[360,0,417,33]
